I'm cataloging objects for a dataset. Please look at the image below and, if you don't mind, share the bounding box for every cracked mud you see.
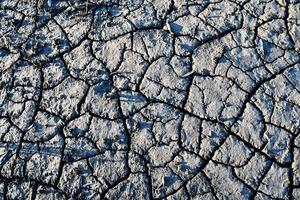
[0,0,299,199]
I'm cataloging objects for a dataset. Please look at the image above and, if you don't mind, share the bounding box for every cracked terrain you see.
[0,0,299,199]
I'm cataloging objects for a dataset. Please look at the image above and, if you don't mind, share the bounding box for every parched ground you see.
[0,0,299,199]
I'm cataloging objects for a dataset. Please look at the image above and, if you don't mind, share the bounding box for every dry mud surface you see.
[0,0,300,199]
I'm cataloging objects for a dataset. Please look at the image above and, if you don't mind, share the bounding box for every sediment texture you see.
[0,0,299,199]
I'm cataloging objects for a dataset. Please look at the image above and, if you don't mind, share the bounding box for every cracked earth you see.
[0,0,299,199]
